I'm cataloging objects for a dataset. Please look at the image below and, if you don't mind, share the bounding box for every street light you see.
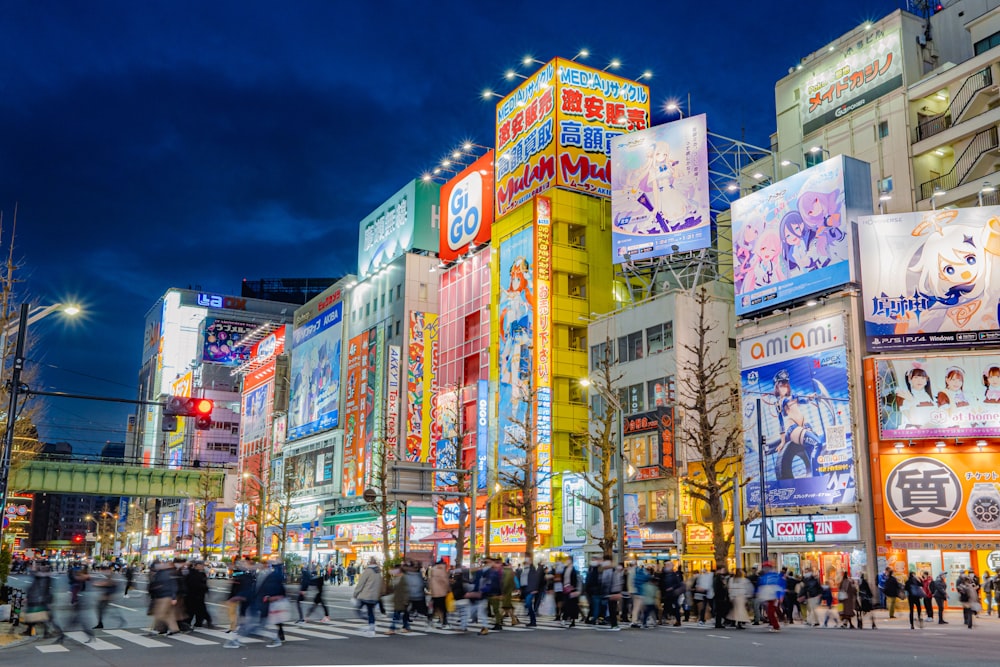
[579,377,625,565]
[664,101,684,119]
[808,145,831,158]
[780,159,801,172]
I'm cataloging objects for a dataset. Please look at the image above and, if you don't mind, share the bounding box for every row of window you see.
[590,322,673,369]
[590,376,674,417]
[352,284,404,322]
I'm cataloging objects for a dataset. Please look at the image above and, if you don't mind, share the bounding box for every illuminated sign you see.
[489,519,526,545]
[535,196,552,534]
[357,179,441,279]
[406,312,438,462]
[288,303,343,440]
[739,315,845,367]
[858,208,1000,351]
[197,293,247,310]
[386,345,401,452]
[440,152,495,262]
[203,318,256,365]
[477,380,489,490]
[744,513,859,544]
[800,29,903,135]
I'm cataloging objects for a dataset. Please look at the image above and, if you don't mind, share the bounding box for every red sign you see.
[439,152,495,263]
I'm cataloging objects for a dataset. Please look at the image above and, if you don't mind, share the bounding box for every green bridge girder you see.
[11,460,226,498]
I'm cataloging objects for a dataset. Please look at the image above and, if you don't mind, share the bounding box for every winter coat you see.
[428,564,450,598]
[149,566,177,600]
[838,577,857,619]
[501,565,517,608]
[391,574,409,613]
[883,574,900,598]
[354,564,382,602]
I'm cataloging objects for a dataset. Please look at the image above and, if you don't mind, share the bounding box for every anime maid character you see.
[900,211,1000,334]
[750,229,785,289]
[735,218,764,293]
[895,365,936,428]
[498,256,534,406]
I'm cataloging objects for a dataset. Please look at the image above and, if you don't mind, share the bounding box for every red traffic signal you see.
[194,399,213,415]
[164,395,214,428]
[73,534,83,543]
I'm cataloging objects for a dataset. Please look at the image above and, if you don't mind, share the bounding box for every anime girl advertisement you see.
[874,354,1000,438]
[610,114,711,261]
[739,316,856,509]
[732,156,872,316]
[859,208,1000,351]
[287,303,343,441]
[497,227,534,477]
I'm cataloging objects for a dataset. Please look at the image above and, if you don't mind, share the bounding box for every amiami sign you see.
[739,314,846,369]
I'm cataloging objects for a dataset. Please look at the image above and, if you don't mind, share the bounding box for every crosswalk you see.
[31,615,618,651]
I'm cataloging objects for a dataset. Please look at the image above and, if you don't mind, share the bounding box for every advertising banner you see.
[244,325,286,392]
[342,333,369,497]
[168,371,192,449]
[610,115,711,262]
[800,28,903,135]
[732,156,872,316]
[871,353,1000,439]
[386,345,401,453]
[497,227,534,480]
[368,323,387,487]
[241,383,270,444]
[494,57,650,217]
[357,179,441,279]
[423,317,439,465]
[202,318,256,365]
[361,326,378,491]
[562,474,588,543]
[288,302,343,440]
[435,389,459,489]
[440,151,495,263]
[406,312,438,462]
[740,315,856,509]
[858,208,1000,351]
[744,513,860,544]
[490,519,526,546]
[477,379,489,490]
[535,196,552,534]
[285,444,339,492]
[881,453,1000,535]
[623,405,675,474]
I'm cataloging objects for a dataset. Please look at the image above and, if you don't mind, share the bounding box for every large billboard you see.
[357,179,441,279]
[610,115,711,262]
[732,155,872,316]
[497,226,534,480]
[740,315,856,509]
[405,312,438,462]
[871,352,1000,439]
[494,57,650,217]
[288,302,343,440]
[535,196,552,535]
[342,333,369,497]
[242,383,270,444]
[202,318,256,365]
[881,453,1000,535]
[440,151,495,263]
[859,208,1000,351]
[285,443,340,493]
[800,28,903,135]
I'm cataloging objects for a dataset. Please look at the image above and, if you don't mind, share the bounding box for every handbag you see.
[445,591,456,613]
[837,590,848,601]
[21,609,50,623]
[266,597,292,625]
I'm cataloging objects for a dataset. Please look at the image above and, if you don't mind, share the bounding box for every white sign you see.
[739,314,845,369]
[744,513,859,544]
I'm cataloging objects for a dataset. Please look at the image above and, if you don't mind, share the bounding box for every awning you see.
[419,530,456,543]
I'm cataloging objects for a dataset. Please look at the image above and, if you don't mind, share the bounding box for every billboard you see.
[535,196,552,534]
[732,155,872,316]
[881,453,1000,534]
[288,302,343,441]
[342,333,369,497]
[497,226,534,479]
[494,57,650,217]
[406,312,438,462]
[386,345,401,452]
[800,28,903,135]
[477,379,489,490]
[440,151,495,262]
[610,115,711,262]
[623,405,675,475]
[242,383,270,444]
[859,208,1000,351]
[562,474,588,544]
[871,353,1000,439]
[435,389,459,489]
[357,179,441,279]
[202,318,256,365]
[285,444,339,492]
[168,371,192,450]
[740,315,856,509]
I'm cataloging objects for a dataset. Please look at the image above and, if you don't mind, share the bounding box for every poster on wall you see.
[342,333,369,497]
[202,318,256,365]
[534,196,552,535]
[740,315,856,509]
[406,313,438,462]
[241,383,270,444]
[859,208,1000,352]
[882,453,1000,534]
[610,115,711,262]
[732,156,872,316]
[435,389,459,489]
[288,303,343,440]
[872,353,1000,439]
[497,227,534,480]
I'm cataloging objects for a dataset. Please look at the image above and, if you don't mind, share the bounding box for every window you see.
[388,287,393,303]
[647,376,675,407]
[590,393,608,418]
[646,322,673,355]
[974,30,1000,55]
[617,331,643,363]
[380,293,385,309]
[620,383,644,414]
[804,151,823,168]
[419,282,428,300]
[365,302,370,317]
[879,176,893,195]
[590,342,611,370]
[395,320,401,337]
[397,285,402,299]
[878,120,889,139]
[625,434,652,468]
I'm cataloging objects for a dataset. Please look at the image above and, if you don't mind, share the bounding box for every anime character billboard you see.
[859,208,1000,351]
[610,115,711,262]
[740,316,856,509]
[497,227,534,480]
[732,156,872,316]
[287,303,343,440]
[872,353,1000,439]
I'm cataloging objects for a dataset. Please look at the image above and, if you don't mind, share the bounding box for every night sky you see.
[0,1,903,451]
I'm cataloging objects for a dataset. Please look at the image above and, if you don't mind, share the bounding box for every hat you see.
[762,561,774,568]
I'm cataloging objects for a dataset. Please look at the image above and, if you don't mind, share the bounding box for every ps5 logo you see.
[447,171,483,251]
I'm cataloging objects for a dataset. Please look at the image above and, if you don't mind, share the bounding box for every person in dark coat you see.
[185,561,213,628]
[522,561,543,627]
[712,566,730,628]
[883,568,901,619]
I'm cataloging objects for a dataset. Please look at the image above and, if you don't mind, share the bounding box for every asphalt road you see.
[4,572,1000,666]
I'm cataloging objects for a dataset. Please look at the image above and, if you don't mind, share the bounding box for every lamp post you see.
[483,482,502,559]
[0,302,81,549]
[579,377,625,564]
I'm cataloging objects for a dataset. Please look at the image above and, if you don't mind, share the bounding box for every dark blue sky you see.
[0,1,903,451]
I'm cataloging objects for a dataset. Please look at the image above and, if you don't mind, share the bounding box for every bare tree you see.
[191,471,216,558]
[576,341,621,561]
[268,457,300,559]
[675,287,741,566]
[365,435,395,577]
[241,453,269,558]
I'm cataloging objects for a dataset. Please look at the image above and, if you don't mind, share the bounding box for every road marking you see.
[65,631,120,650]
[103,629,170,647]
[319,619,389,638]
[109,603,133,610]
[280,626,349,639]
[191,627,263,643]
[167,632,218,645]
[706,634,731,639]
[35,644,70,653]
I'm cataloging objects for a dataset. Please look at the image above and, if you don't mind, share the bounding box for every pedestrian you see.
[957,571,980,629]
[694,568,714,625]
[307,565,330,621]
[227,559,253,632]
[905,570,924,629]
[920,571,934,621]
[660,562,683,626]
[585,557,603,625]
[801,568,822,626]
[172,558,192,632]
[876,568,887,610]
[782,569,800,624]
[932,572,948,624]
[22,561,62,640]
[522,559,542,627]
[352,557,382,636]
[882,568,900,619]
[712,566,730,628]
[225,561,284,648]
[838,572,859,630]
[123,563,135,598]
[756,561,782,632]
[983,571,994,616]
[727,568,751,629]
[386,564,411,635]
[186,561,213,628]
[295,565,312,623]
[64,561,95,642]
[858,573,876,629]
[346,563,357,586]
[428,559,451,628]
[599,561,622,631]
[747,565,762,626]
[500,560,520,626]
[560,557,580,628]
[146,561,180,636]
[93,565,124,629]
[404,561,432,627]
[449,567,469,631]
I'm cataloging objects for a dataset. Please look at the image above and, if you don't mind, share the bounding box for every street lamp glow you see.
[63,305,81,316]
[579,377,592,388]
[463,142,473,150]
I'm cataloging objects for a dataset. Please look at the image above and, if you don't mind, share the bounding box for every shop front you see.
[325,506,437,565]
[743,513,865,584]
[681,522,733,573]
[626,521,679,566]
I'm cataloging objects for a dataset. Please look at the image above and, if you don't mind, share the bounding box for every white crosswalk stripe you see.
[280,625,349,639]
[103,629,171,647]
[65,631,120,650]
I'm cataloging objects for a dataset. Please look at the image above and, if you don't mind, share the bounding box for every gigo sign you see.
[439,152,495,263]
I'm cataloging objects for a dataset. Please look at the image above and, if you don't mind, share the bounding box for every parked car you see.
[206,561,227,578]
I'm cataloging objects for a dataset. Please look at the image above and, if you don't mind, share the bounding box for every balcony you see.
[914,66,993,142]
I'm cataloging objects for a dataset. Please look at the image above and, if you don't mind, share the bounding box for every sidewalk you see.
[0,622,35,650]
[772,606,1000,634]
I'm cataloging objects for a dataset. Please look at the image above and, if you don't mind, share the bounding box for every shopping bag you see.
[538,592,555,617]
[267,597,292,625]
[445,592,456,613]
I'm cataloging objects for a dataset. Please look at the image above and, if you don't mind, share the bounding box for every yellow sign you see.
[168,371,192,448]
[535,196,552,535]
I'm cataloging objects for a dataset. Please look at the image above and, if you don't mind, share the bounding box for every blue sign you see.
[476,380,489,490]
[288,303,343,440]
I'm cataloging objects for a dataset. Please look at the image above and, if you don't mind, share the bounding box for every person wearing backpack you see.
[932,572,949,624]
[983,571,995,616]
[905,571,925,629]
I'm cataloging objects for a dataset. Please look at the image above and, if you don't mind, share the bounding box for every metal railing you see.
[919,125,999,200]
[26,451,235,471]
[914,66,993,142]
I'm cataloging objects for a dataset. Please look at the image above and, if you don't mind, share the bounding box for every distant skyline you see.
[0,1,905,451]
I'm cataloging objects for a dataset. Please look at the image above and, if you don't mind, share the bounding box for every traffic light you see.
[193,398,213,430]
[73,534,83,543]
[161,414,178,432]
[163,395,214,430]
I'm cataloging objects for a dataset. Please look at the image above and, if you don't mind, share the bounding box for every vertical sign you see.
[535,195,553,535]
[168,371,192,455]
[477,379,489,490]
[342,333,369,497]
[368,324,386,487]
[423,315,440,463]
[361,326,378,492]
[386,345,401,454]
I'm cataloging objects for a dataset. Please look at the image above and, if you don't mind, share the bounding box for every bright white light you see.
[809,146,822,154]
[752,172,764,180]
[63,305,81,316]
[463,142,473,150]
[780,160,791,166]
